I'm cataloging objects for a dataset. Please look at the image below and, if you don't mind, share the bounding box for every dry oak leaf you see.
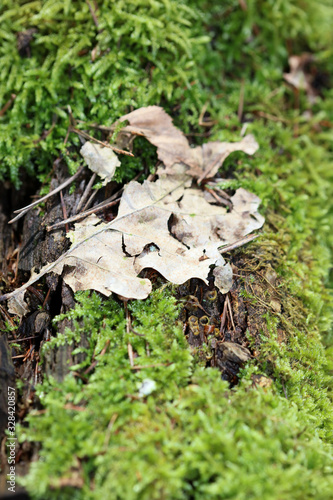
[1,172,264,302]
[118,106,259,182]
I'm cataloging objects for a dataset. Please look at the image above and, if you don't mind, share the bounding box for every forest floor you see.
[0,1,333,499]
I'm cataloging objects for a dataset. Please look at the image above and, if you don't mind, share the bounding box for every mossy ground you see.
[1,0,333,498]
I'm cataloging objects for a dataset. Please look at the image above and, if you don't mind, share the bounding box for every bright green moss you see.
[0,0,209,187]
[18,289,333,499]
[4,0,333,497]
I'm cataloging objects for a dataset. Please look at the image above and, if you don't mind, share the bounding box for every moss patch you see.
[2,0,333,498]
[19,290,333,499]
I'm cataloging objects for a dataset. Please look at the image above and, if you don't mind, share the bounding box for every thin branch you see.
[46,197,121,231]
[226,294,236,331]
[85,0,99,27]
[82,187,99,212]
[0,94,16,117]
[219,233,259,253]
[75,173,96,214]
[9,167,84,224]
[69,127,134,156]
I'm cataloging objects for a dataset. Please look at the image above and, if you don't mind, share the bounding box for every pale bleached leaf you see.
[80,141,120,185]
[2,109,265,306]
[8,291,30,318]
[1,171,264,302]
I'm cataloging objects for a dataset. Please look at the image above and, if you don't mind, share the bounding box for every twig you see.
[127,342,134,367]
[205,187,232,207]
[59,190,69,233]
[0,94,16,117]
[220,298,228,334]
[226,294,235,331]
[46,197,121,231]
[86,0,99,27]
[252,110,290,124]
[9,167,84,224]
[199,102,217,127]
[82,187,99,212]
[131,363,170,370]
[219,233,259,253]
[75,173,96,214]
[0,305,16,329]
[103,414,118,448]
[124,300,145,337]
[8,336,39,343]
[238,80,245,122]
[69,127,134,156]
[84,339,110,375]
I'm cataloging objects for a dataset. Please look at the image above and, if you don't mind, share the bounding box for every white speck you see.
[138,379,157,397]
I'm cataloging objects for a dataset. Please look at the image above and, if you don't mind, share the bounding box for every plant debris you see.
[283,53,318,104]
[117,106,259,182]
[2,107,264,304]
[80,141,121,185]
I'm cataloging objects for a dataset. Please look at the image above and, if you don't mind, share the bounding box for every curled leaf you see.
[80,141,120,185]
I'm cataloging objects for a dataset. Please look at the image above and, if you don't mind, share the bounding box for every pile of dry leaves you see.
[2,106,264,312]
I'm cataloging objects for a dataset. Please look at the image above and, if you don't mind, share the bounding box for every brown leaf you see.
[283,53,318,104]
[2,173,263,302]
[119,106,259,181]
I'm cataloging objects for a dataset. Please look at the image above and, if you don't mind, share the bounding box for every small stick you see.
[127,342,134,367]
[75,173,96,214]
[205,187,232,207]
[82,187,99,212]
[84,339,110,375]
[219,233,259,254]
[9,167,84,224]
[69,127,134,156]
[47,197,121,231]
[226,294,236,331]
[42,288,51,309]
[85,0,99,27]
[124,300,144,337]
[238,79,245,122]
[220,298,228,334]
[103,414,118,448]
[214,186,232,200]
[59,190,69,233]
[0,94,16,117]
[0,304,16,329]
[131,363,170,370]
[252,110,290,124]
[198,101,217,127]
[8,336,39,343]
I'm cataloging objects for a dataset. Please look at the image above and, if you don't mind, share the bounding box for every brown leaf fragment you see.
[283,53,318,104]
[119,106,190,168]
[119,106,259,181]
[189,135,259,182]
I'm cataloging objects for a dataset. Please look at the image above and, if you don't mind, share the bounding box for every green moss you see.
[0,0,208,187]
[4,0,333,497]
[18,290,333,499]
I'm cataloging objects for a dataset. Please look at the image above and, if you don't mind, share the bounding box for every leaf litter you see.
[2,107,265,306]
